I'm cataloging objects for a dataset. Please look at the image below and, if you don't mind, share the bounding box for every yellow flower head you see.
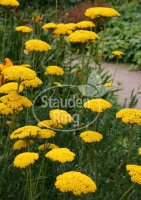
[116,108,141,125]
[126,164,141,185]
[0,82,24,94]
[85,7,120,19]
[10,125,41,139]
[49,109,72,125]
[37,129,56,139]
[65,23,77,31]
[42,23,57,30]
[55,171,97,195]
[13,140,27,150]
[45,148,75,163]
[76,21,95,29]
[38,143,59,151]
[13,152,39,168]
[25,39,51,52]
[80,131,103,143]
[15,26,33,33]
[53,82,63,87]
[104,82,112,87]
[84,98,112,112]
[37,119,63,129]
[45,66,64,76]
[68,30,99,43]
[112,51,124,56]
[0,103,13,115]
[2,66,37,81]
[0,94,32,113]
[0,0,19,6]
[21,77,43,88]
[53,24,72,36]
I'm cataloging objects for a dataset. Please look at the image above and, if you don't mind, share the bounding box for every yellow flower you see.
[21,77,43,88]
[138,148,141,155]
[2,66,37,81]
[37,129,56,139]
[84,98,112,112]
[85,7,120,19]
[68,30,99,43]
[15,26,33,33]
[126,164,141,185]
[45,66,64,76]
[55,171,97,195]
[37,120,63,129]
[53,82,63,87]
[65,23,76,31]
[0,94,32,112]
[80,131,103,143]
[116,108,141,125]
[10,126,41,139]
[49,109,72,125]
[0,103,13,115]
[13,140,34,150]
[112,51,124,56]
[34,15,42,23]
[38,143,59,151]
[25,39,51,52]
[42,23,57,30]
[76,21,95,29]
[53,24,72,36]
[45,148,75,163]
[0,82,24,94]
[13,152,39,168]
[104,82,112,87]
[0,0,19,6]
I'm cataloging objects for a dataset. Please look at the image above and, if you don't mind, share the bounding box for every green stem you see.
[119,184,135,200]
[127,127,133,164]
[2,8,8,59]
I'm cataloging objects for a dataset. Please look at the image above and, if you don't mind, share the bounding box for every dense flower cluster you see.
[15,26,33,33]
[80,131,103,143]
[37,120,63,129]
[10,126,40,139]
[55,171,97,195]
[49,109,72,125]
[38,143,59,151]
[13,152,39,168]
[84,98,112,112]
[68,30,99,43]
[85,7,120,19]
[0,103,13,115]
[25,39,51,52]
[45,66,64,76]
[116,108,141,125]
[53,24,72,36]
[42,23,57,30]
[126,164,141,185]
[21,77,43,88]
[45,148,75,163]
[112,51,124,56]
[76,21,95,29]
[0,0,19,6]
[0,82,24,94]
[37,129,56,139]
[65,23,76,31]
[13,140,28,150]
[0,94,32,113]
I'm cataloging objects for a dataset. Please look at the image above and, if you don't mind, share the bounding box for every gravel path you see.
[103,63,141,109]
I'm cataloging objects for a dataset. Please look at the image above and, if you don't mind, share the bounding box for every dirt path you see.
[103,63,141,109]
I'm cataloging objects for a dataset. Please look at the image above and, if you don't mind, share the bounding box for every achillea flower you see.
[0,0,19,6]
[112,51,124,56]
[38,143,59,151]
[37,120,63,129]
[55,171,97,195]
[68,30,99,43]
[2,66,37,81]
[84,99,112,112]
[76,21,95,29]
[104,82,112,87]
[42,23,57,30]
[53,24,72,36]
[10,126,40,139]
[13,152,39,168]
[0,58,13,71]
[65,23,76,31]
[85,7,120,19]
[15,26,33,33]
[45,148,75,163]
[13,140,34,150]
[37,129,56,139]
[21,77,43,88]
[126,164,141,185]
[80,131,103,143]
[138,148,141,155]
[25,39,51,52]
[116,108,141,125]
[49,109,72,125]
[53,82,63,87]
[34,15,42,23]
[0,103,13,115]
[45,66,64,76]
[0,82,24,94]
[0,94,32,112]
